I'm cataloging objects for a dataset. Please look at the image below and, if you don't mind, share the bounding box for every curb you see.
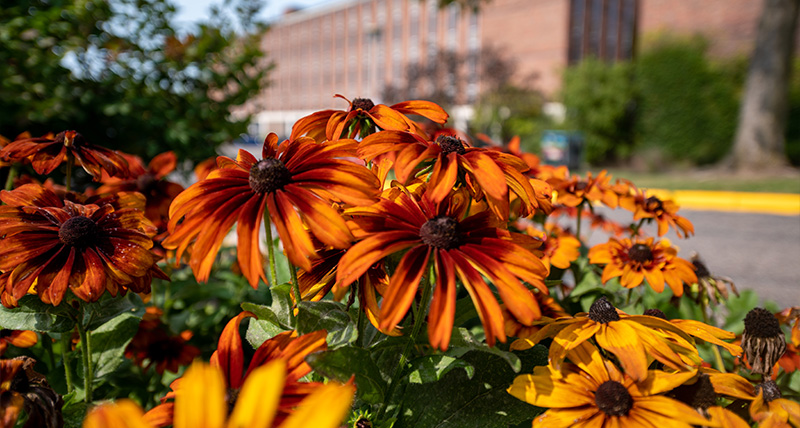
[647,189,800,216]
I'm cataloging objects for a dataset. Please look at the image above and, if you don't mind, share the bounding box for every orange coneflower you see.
[359,131,549,220]
[0,184,166,307]
[335,184,549,350]
[291,94,448,142]
[0,330,37,356]
[749,380,800,427]
[163,133,380,287]
[124,307,200,374]
[502,291,568,340]
[641,309,742,358]
[512,297,701,381]
[0,130,132,180]
[588,236,697,296]
[144,312,330,426]
[507,342,711,428]
[85,361,355,428]
[620,190,694,238]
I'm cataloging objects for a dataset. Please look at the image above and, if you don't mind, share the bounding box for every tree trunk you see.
[730,0,800,171]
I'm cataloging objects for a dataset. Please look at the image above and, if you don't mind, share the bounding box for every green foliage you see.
[561,58,637,165]
[469,83,551,151]
[786,58,800,166]
[0,296,77,333]
[0,0,268,163]
[636,34,743,165]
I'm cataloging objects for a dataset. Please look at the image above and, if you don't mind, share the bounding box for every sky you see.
[172,0,332,26]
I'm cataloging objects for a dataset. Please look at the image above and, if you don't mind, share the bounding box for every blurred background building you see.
[244,0,779,137]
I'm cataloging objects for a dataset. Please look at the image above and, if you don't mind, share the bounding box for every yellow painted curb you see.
[646,189,800,216]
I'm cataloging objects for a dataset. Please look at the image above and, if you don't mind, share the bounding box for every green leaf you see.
[245,318,287,349]
[241,283,294,330]
[61,392,88,428]
[85,312,141,381]
[81,293,145,331]
[296,300,358,349]
[406,355,474,384]
[445,328,521,372]
[0,296,76,333]
[306,345,388,404]
[394,347,547,428]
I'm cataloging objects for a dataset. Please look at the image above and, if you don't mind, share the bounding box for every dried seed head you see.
[435,135,466,156]
[755,380,782,403]
[595,380,633,416]
[588,296,620,323]
[351,98,375,112]
[741,307,786,376]
[59,216,100,248]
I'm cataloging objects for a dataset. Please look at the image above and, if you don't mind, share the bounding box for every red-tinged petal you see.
[390,100,449,124]
[236,193,268,288]
[6,330,37,348]
[45,247,75,305]
[30,143,66,175]
[428,250,458,350]
[149,151,177,178]
[143,403,173,428]
[189,193,251,282]
[379,245,431,331]
[358,130,425,161]
[291,110,337,142]
[235,149,259,168]
[427,153,459,203]
[271,191,316,272]
[282,185,352,249]
[394,144,438,184]
[0,184,63,207]
[262,132,280,159]
[103,238,156,277]
[328,110,354,140]
[335,231,420,289]
[368,104,412,131]
[449,251,506,346]
[461,150,509,200]
[247,330,327,382]
[71,248,108,302]
[210,311,254,390]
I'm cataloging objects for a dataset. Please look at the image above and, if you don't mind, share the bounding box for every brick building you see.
[243,0,774,136]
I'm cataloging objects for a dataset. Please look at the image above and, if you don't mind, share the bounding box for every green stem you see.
[630,218,646,236]
[263,209,278,286]
[42,333,56,370]
[575,201,583,240]
[4,164,18,191]
[290,264,300,307]
[700,305,726,373]
[76,321,93,403]
[625,288,633,306]
[356,298,367,348]
[61,333,74,393]
[378,264,433,419]
[65,153,74,192]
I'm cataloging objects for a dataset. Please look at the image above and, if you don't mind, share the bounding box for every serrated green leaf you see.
[61,392,88,428]
[306,345,388,404]
[245,318,286,348]
[406,355,474,384]
[85,312,140,381]
[445,328,521,372]
[82,293,145,331]
[394,348,546,428]
[296,300,358,349]
[241,283,294,329]
[0,296,76,333]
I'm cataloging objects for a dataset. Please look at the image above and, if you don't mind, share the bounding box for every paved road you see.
[586,208,800,305]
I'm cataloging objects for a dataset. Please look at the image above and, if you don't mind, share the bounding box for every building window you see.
[568,0,637,63]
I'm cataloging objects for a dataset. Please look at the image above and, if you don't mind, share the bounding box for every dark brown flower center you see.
[595,380,633,416]
[59,216,100,247]
[420,215,460,249]
[643,308,667,319]
[575,181,588,191]
[755,380,782,403]
[588,296,620,323]
[226,387,240,414]
[435,135,466,156]
[249,158,291,194]
[351,97,375,112]
[628,243,653,263]
[744,307,782,338]
[672,374,716,410]
[692,257,710,278]
[644,196,664,212]
[355,417,373,428]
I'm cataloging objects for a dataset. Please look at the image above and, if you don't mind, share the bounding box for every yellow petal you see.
[595,322,649,382]
[279,382,355,428]
[174,362,227,428]
[226,360,286,428]
[83,400,154,428]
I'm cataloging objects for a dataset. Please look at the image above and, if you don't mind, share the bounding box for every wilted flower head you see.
[741,307,786,377]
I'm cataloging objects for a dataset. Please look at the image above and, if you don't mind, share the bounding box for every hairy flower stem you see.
[61,333,74,393]
[77,321,93,403]
[3,164,17,192]
[65,153,74,192]
[379,265,433,420]
[700,301,726,373]
[356,300,366,348]
[263,209,278,286]
[290,264,301,312]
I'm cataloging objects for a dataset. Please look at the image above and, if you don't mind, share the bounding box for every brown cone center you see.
[436,135,466,156]
[744,307,782,338]
[249,158,291,194]
[59,216,100,247]
[595,380,633,416]
[628,243,653,263]
[351,98,375,112]
[420,216,460,249]
[588,296,620,323]
[756,380,782,403]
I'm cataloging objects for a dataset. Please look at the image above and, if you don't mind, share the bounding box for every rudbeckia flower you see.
[512,297,701,381]
[145,312,329,426]
[642,309,742,358]
[84,360,355,428]
[620,190,694,238]
[588,236,697,296]
[335,184,549,350]
[0,184,167,307]
[124,307,201,374]
[0,330,37,356]
[507,342,711,428]
[359,131,548,220]
[521,222,580,270]
[163,133,380,287]
[749,380,800,427]
[668,372,749,428]
[290,95,448,141]
[502,291,568,340]
[0,130,132,180]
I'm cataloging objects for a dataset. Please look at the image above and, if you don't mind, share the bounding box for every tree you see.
[729,0,800,171]
[0,0,268,164]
